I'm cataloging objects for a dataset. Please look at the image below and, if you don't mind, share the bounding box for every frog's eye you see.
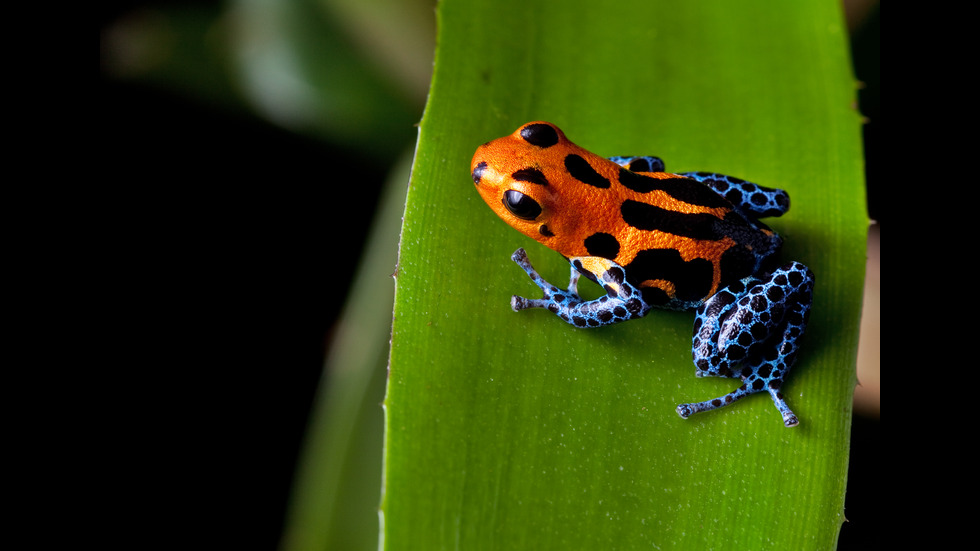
[503,190,542,220]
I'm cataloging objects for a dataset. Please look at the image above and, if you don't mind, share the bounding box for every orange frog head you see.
[471,121,625,257]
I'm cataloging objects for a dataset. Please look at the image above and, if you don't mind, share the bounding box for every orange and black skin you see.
[471,121,782,310]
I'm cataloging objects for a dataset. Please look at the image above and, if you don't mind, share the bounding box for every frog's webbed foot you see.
[509,248,650,328]
[509,248,575,312]
[678,261,814,427]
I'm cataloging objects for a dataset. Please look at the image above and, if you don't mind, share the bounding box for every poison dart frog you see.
[471,122,814,427]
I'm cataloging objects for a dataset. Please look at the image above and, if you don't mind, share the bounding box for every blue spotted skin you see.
[607,155,666,173]
[511,248,651,326]
[473,123,815,427]
[678,261,814,426]
[679,171,790,219]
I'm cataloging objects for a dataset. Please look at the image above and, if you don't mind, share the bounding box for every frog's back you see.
[617,187,783,310]
[539,155,785,310]
[472,121,784,311]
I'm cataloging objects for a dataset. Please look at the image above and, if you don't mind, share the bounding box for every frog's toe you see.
[767,381,800,428]
[511,247,529,264]
[675,394,739,420]
[511,295,542,311]
[676,404,695,419]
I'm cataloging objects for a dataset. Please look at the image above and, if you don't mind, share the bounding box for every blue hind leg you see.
[679,172,790,219]
[676,261,815,427]
[608,156,790,220]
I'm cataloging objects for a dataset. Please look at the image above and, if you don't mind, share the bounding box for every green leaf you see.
[386,0,866,549]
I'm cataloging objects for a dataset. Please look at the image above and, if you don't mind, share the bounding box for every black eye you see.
[503,190,542,220]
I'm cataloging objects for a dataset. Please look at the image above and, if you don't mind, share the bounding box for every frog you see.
[470,121,814,427]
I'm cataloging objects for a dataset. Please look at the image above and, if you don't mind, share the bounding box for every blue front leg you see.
[510,248,651,328]
[676,261,815,427]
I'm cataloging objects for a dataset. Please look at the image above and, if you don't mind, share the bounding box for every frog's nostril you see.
[472,161,488,184]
